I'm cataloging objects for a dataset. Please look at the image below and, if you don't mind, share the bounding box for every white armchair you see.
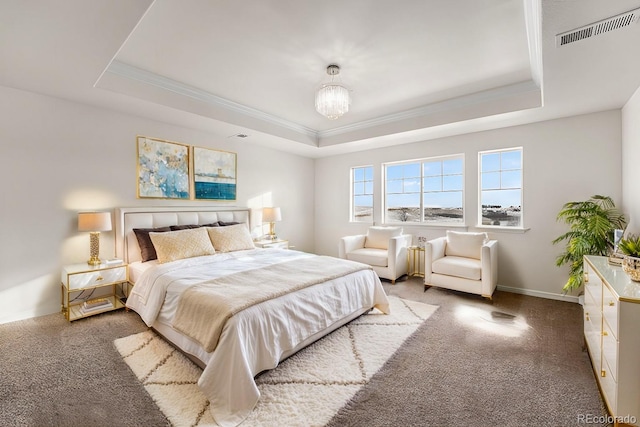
[339,226,412,283]
[424,231,498,299]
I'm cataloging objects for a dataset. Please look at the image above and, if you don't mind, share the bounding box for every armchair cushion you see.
[444,231,488,260]
[364,226,403,250]
[432,256,482,281]
[345,248,389,267]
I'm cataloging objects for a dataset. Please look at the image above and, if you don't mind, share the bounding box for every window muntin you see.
[384,156,464,224]
[479,148,522,227]
[351,166,373,222]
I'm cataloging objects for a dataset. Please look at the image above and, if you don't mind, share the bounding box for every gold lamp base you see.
[87,256,102,266]
[87,231,102,266]
[268,222,277,240]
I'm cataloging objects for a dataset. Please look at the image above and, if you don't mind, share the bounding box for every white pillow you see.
[149,227,216,264]
[207,223,255,252]
[445,231,488,260]
[364,226,403,250]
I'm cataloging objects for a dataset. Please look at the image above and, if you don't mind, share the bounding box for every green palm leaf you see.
[553,195,626,293]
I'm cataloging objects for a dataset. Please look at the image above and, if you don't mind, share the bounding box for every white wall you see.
[0,82,626,324]
[0,85,315,324]
[315,111,622,300]
[622,85,640,234]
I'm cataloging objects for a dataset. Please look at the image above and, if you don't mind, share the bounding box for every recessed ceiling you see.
[97,0,541,148]
[2,0,640,157]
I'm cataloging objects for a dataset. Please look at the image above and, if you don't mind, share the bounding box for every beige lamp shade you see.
[262,207,282,223]
[78,212,112,232]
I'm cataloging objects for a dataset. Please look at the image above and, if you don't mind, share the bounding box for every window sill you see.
[475,225,530,234]
[382,222,468,229]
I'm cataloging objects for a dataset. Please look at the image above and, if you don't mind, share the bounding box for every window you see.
[384,155,464,224]
[351,166,373,222]
[479,148,522,227]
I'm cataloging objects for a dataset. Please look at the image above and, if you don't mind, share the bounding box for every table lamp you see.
[78,211,112,266]
[262,207,281,240]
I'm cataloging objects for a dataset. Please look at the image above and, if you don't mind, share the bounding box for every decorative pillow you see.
[170,224,201,231]
[149,227,216,263]
[207,223,255,253]
[445,231,488,260]
[133,226,172,262]
[170,222,219,231]
[364,226,403,250]
[218,221,240,226]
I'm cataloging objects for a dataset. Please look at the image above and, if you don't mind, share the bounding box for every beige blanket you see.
[172,256,371,352]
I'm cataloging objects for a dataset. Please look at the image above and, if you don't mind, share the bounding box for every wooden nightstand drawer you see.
[63,265,127,290]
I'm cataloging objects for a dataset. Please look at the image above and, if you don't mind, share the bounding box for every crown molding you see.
[105,61,540,147]
[317,80,541,139]
[106,61,319,140]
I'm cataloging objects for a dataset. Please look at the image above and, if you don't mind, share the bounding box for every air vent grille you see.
[556,8,640,46]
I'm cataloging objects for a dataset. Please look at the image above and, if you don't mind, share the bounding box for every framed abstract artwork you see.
[136,136,190,199]
[192,146,237,200]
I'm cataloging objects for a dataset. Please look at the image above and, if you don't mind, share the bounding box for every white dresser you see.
[583,255,640,426]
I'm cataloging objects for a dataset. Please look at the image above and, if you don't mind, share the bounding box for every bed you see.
[115,207,390,427]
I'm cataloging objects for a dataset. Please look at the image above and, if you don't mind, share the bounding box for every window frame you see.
[350,165,374,223]
[478,147,523,229]
[383,154,465,226]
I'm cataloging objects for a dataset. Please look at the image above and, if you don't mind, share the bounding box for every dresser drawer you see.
[584,292,602,348]
[65,266,127,290]
[584,264,602,306]
[602,284,619,338]
[602,320,618,382]
[584,322,601,375]
[600,356,618,412]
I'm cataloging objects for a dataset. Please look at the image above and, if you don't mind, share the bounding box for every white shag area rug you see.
[114,296,437,427]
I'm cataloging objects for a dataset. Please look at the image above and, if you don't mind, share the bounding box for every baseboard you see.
[497,285,579,303]
[0,305,59,325]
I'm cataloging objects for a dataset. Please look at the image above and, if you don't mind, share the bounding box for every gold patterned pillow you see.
[149,227,216,263]
[207,223,255,253]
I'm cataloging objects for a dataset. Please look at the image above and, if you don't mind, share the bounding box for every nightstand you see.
[254,239,289,249]
[61,262,129,321]
[407,246,425,277]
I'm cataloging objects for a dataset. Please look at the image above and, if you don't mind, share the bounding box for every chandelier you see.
[315,64,350,120]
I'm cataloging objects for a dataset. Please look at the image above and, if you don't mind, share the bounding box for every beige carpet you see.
[114,296,437,427]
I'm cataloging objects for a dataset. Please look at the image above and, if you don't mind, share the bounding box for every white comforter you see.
[126,249,389,427]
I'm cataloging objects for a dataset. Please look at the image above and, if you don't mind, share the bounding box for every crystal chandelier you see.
[315,64,350,120]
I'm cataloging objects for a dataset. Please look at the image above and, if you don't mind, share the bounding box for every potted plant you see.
[618,234,640,281]
[553,195,626,292]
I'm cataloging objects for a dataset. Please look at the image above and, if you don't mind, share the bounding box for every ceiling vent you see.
[556,8,640,47]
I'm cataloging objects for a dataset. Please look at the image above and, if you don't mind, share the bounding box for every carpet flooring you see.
[0,276,609,427]
[114,296,437,426]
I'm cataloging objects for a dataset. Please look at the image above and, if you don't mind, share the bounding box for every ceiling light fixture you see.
[315,64,350,120]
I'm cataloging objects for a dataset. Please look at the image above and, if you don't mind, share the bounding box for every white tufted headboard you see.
[115,206,252,264]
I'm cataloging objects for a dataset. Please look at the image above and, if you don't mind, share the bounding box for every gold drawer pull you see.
[96,276,104,281]
[585,316,590,321]
[608,301,615,307]
[601,370,606,377]
[602,331,608,336]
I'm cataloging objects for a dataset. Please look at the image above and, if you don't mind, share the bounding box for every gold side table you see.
[407,246,425,277]
[61,262,129,321]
